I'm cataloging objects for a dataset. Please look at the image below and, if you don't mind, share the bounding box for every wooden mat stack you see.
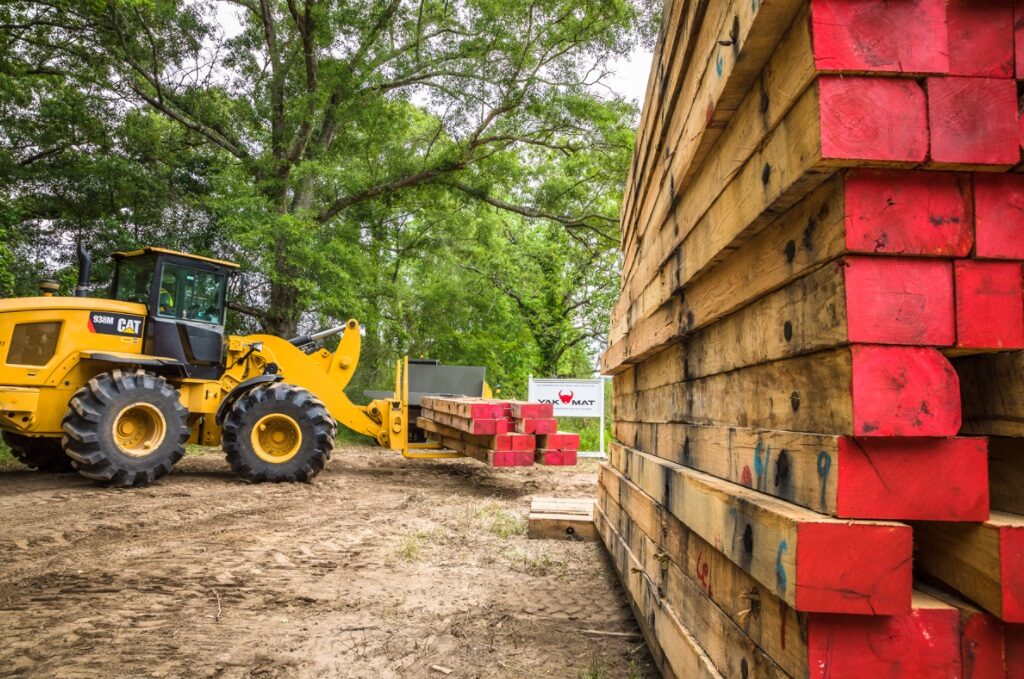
[418,397,579,466]
[599,1,1024,675]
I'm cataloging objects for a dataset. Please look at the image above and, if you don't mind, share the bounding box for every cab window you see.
[158,263,225,325]
[113,257,155,304]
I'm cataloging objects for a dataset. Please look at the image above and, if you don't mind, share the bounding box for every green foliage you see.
[0,0,655,393]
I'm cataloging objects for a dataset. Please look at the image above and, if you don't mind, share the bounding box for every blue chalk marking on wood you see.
[775,540,788,592]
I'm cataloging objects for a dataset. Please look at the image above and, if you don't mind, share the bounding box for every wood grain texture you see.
[676,256,954,381]
[597,490,789,679]
[622,0,807,283]
[810,0,950,74]
[954,260,1024,350]
[975,173,1024,260]
[614,346,961,437]
[955,351,1024,437]
[612,420,988,521]
[927,76,1020,168]
[604,76,932,375]
[991,438,1024,515]
[918,582,1011,679]
[594,503,722,679]
[608,442,913,614]
[527,497,595,540]
[914,512,1024,623]
[600,467,961,678]
[948,0,1016,77]
[416,417,534,452]
[418,408,510,436]
[608,169,974,372]
[420,397,506,420]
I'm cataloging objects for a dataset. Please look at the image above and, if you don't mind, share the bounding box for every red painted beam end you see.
[850,345,961,437]
[844,170,973,257]
[948,0,1015,77]
[927,77,1020,167]
[843,256,955,346]
[974,174,1024,260]
[795,522,913,615]
[819,77,929,164]
[836,437,989,521]
[954,260,1024,350]
[810,0,950,74]
[807,601,960,677]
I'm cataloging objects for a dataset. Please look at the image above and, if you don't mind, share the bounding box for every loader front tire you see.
[221,384,335,483]
[2,432,75,472]
[61,369,190,487]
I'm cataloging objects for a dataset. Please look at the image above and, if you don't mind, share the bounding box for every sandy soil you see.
[0,446,653,679]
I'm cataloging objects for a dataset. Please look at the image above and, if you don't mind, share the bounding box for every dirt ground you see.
[0,446,654,679]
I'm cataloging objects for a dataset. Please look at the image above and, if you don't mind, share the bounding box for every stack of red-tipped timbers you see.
[418,396,579,467]
[601,0,1024,676]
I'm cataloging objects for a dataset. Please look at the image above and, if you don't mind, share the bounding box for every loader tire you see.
[221,384,335,483]
[2,432,75,472]
[61,369,190,487]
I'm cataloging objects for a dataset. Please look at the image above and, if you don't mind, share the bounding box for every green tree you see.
[2,0,648,339]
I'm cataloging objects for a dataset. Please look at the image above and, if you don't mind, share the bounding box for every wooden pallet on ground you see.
[527,497,597,541]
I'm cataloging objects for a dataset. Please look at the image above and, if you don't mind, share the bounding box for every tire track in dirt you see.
[0,447,653,678]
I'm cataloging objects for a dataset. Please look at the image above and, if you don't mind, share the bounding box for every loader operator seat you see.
[111,247,238,380]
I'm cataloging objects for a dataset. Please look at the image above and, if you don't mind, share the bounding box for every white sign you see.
[528,376,606,457]
[528,378,603,417]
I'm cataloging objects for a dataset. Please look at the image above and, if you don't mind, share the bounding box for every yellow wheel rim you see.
[112,402,167,457]
[251,413,302,464]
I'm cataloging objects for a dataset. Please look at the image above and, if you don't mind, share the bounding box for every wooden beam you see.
[599,466,960,677]
[419,408,509,436]
[917,582,1011,679]
[597,492,790,679]
[605,169,973,372]
[677,256,954,381]
[416,417,534,452]
[926,76,1020,168]
[594,502,722,679]
[612,420,989,521]
[947,0,1016,77]
[614,346,961,438]
[622,0,806,284]
[974,173,1024,260]
[914,511,1024,622]
[954,351,1024,437]
[527,497,595,540]
[606,443,913,614]
[990,438,1024,515]
[953,260,1024,351]
[809,0,950,74]
[420,396,506,419]
[605,75,931,374]
[616,7,821,331]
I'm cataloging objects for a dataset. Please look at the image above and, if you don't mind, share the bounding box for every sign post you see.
[527,376,606,457]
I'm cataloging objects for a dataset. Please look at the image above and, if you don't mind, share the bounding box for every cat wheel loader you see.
[0,246,488,486]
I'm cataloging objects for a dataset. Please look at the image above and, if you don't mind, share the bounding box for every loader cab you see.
[111,248,238,379]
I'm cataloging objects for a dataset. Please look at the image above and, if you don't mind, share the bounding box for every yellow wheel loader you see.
[0,246,485,486]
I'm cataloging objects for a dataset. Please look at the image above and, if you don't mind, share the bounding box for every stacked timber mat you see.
[601,0,1024,676]
[418,397,579,467]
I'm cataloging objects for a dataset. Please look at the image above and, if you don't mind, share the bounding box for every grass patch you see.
[504,546,568,576]
[476,500,526,538]
[394,526,449,562]
[578,656,610,679]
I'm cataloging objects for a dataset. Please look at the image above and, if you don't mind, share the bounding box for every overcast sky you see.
[605,46,653,107]
[213,4,653,109]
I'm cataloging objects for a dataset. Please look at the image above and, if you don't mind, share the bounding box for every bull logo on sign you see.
[558,390,574,404]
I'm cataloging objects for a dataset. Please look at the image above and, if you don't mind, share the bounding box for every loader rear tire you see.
[221,384,335,483]
[61,369,190,487]
[2,432,75,472]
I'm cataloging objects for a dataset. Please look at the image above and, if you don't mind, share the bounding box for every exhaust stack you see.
[74,243,91,297]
